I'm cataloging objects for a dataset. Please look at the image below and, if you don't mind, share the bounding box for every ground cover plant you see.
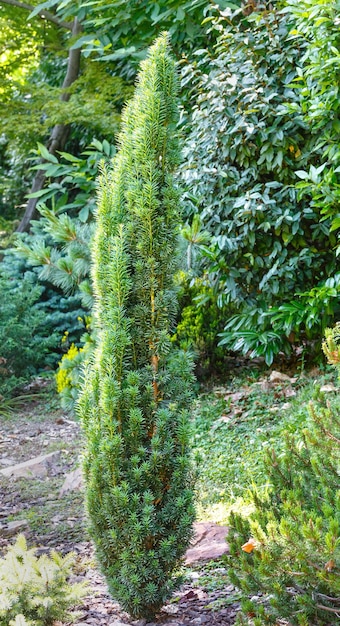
[78,34,195,619]
[191,365,336,518]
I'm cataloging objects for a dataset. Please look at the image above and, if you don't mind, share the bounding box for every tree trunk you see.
[17,18,82,232]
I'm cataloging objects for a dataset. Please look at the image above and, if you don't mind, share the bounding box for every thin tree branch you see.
[316,604,340,615]
[17,17,83,232]
[316,593,340,604]
[0,0,73,30]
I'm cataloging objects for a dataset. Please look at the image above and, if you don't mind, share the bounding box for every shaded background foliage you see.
[179,2,339,365]
[0,0,235,225]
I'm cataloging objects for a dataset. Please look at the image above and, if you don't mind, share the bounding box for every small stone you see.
[0,519,29,537]
[0,458,16,466]
[180,590,198,601]
[59,467,83,497]
[163,604,179,615]
[35,547,51,556]
[0,451,60,479]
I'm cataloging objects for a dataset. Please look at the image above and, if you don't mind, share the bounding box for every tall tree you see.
[0,1,83,231]
[1,0,233,231]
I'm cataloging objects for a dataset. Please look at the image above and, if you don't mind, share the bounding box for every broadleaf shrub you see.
[286,0,340,245]
[180,4,338,364]
[7,141,113,402]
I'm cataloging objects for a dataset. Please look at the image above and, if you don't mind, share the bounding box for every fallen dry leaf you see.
[269,370,296,384]
[241,538,257,553]
[320,383,337,393]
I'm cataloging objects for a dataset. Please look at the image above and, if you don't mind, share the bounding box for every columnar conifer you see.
[78,34,195,619]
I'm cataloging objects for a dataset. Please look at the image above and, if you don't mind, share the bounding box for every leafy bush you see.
[173,217,227,374]
[78,34,195,619]
[56,323,93,411]
[0,534,87,626]
[14,140,117,308]
[4,140,121,410]
[4,141,113,401]
[286,0,340,243]
[227,353,340,624]
[173,275,226,375]
[27,139,116,221]
[180,4,337,364]
[323,323,340,370]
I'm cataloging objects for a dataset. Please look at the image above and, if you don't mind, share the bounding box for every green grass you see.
[192,366,337,521]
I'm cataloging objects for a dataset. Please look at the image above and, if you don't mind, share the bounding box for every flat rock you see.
[0,458,17,466]
[0,519,29,537]
[185,522,229,564]
[59,467,83,497]
[0,451,60,479]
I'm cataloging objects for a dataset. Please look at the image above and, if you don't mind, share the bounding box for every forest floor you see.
[0,363,336,626]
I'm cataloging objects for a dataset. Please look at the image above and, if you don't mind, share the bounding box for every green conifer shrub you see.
[78,34,195,620]
[0,271,59,397]
[227,357,340,624]
[0,535,87,626]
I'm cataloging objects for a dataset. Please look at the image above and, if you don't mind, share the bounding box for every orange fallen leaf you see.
[241,538,257,553]
[325,559,335,572]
